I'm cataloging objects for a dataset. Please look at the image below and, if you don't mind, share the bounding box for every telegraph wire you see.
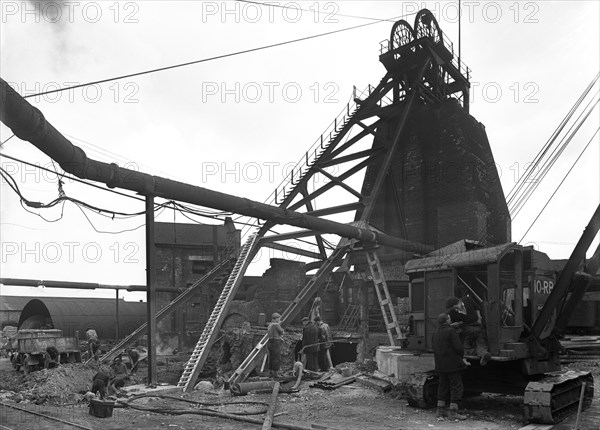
[510,88,599,216]
[506,73,599,215]
[1,162,166,233]
[506,76,594,209]
[20,199,66,223]
[511,93,599,219]
[0,152,228,217]
[23,14,401,99]
[64,133,190,184]
[519,126,599,243]
[0,160,236,233]
[0,164,151,218]
[0,134,15,148]
[0,152,254,227]
[73,202,166,235]
[0,152,144,203]
[64,133,136,166]
[510,92,599,219]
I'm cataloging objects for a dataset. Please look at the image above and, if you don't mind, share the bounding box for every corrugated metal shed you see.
[0,296,31,312]
[3,296,146,339]
[405,242,520,273]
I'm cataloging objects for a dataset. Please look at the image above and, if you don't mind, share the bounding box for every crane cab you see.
[406,243,523,353]
[404,242,562,375]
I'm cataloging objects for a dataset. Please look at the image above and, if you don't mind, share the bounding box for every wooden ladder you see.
[365,248,404,346]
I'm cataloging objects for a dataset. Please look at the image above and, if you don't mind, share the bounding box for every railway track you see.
[0,401,93,430]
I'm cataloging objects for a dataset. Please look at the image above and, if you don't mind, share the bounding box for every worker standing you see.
[267,312,284,378]
[301,317,319,371]
[315,316,333,371]
[433,313,467,420]
[85,328,100,361]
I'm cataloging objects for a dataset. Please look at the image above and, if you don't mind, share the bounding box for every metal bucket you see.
[89,399,114,418]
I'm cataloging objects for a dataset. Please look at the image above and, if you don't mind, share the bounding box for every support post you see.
[358,280,370,361]
[115,289,120,341]
[145,195,158,386]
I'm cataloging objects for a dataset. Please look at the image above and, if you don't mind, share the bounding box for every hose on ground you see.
[118,393,269,415]
[117,393,317,430]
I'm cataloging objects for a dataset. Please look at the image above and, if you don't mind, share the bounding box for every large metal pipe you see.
[0,78,432,254]
[0,277,175,293]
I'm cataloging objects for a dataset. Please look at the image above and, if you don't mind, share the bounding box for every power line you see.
[506,73,599,215]
[64,133,189,183]
[519,126,599,243]
[0,134,15,148]
[20,199,66,223]
[506,74,600,218]
[0,153,262,227]
[511,93,599,219]
[23,14,400,99]
[73,202,167,235]
[0,164,149,217]
[0,152,144,202]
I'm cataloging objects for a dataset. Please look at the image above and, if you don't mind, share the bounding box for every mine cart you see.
[10,329,81,373]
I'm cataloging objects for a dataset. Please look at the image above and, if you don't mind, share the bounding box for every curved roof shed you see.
[16,297,146,339]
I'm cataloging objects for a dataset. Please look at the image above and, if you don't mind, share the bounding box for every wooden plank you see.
[356,375,392,392]
[517,424,553,430]
[261,382,280,430]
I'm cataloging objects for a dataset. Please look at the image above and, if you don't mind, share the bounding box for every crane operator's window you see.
[501,285,516,326]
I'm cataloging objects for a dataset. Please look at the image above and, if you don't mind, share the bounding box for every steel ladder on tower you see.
[90,254,236,366]
[365,248,404,346]
[178,233,259,392]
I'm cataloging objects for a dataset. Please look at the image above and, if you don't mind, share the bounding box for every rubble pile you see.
[333,359,377,375]
[9,363,98,404]
[219,327,301,371]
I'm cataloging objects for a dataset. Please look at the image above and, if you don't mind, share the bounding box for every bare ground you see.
[1,357,598,430]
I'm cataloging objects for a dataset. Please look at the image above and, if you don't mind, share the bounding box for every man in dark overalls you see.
[267,312,284,378]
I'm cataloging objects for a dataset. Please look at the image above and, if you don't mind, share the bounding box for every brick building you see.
[154,219,239,350]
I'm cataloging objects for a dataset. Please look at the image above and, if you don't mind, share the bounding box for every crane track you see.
[0,401,93,430]
[524,370,594,424]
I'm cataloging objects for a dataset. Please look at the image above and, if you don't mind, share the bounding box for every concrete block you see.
[375,347,434,382]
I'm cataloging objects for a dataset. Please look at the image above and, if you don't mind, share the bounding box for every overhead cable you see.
[24,14,401,99]
[519,126,599,243]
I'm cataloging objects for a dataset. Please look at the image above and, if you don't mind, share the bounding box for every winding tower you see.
[220,9,511,387]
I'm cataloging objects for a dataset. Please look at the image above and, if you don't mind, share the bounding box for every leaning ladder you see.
[365,249,404,346]
[91,256,235,365]
[178,233,258,392]
[337,304,360,330]
[227,245,350,386]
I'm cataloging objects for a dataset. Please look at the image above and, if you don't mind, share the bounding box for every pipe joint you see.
[107,163,120,189]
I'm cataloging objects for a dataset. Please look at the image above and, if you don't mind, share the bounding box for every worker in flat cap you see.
[301,316,319,371]
[446,296,491,366]
[433,312,467,420]
[267,312,284,378]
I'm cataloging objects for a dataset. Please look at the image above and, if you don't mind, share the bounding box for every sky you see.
[0,0,599,301]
